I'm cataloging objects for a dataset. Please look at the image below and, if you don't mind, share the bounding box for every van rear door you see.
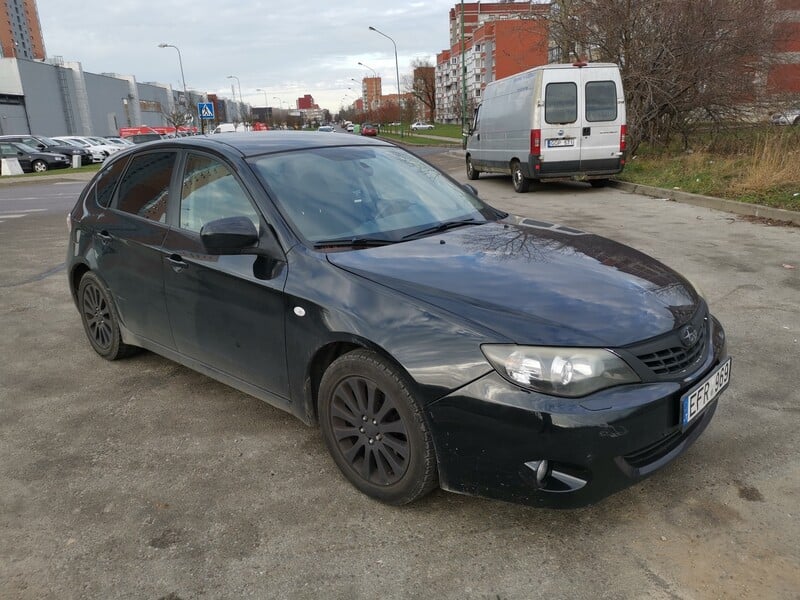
[579,68,624,172]
[539,69,582,176]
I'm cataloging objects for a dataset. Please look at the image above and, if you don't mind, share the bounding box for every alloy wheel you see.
[81,281,113,351]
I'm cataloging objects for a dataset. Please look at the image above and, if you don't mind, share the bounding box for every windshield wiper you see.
[313,236,395,249]
[401,218,478,240]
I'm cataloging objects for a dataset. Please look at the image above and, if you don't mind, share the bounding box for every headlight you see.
[481,345,639,397]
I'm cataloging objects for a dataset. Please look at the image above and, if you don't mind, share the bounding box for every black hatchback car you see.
[66,133,731,508]
[0,134,92,165]
[0,141,71,173]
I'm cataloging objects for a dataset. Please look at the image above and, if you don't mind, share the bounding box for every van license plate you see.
[680,358,732,428]
[547,138,575,147]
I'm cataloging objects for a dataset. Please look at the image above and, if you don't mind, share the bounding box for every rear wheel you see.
[466,156,480,180]
[511,160,530,193]
[318,349,438,505]
[77,272,138,360]
[32,160,48,173]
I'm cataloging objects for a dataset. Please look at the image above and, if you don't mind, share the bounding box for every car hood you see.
[326,218,701,347]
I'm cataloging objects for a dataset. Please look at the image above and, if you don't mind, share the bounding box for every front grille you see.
[636,325,707,376]
[623,416,703,468]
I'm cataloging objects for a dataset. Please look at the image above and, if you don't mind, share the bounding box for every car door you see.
[96,150,177,349]
[539,70,582,174]
[1,142,31,171]
[161,151,290,398]
[579,69,624,171]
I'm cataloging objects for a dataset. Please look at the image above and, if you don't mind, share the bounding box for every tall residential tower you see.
[0,0,46,60]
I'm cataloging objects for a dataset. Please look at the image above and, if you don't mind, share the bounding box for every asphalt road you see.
[1,155,798,599]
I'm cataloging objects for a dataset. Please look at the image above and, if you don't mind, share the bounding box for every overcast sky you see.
[36,0,461,112]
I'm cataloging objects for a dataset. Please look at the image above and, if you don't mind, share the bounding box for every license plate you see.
[681,358,732,427]
[546,138,575,147]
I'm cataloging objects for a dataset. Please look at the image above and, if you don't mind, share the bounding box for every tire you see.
[318,349,438,505]
[466,155,480,180]
[77,272,138,360]
[511,160,530,193]
[589,179,609,188]
[32,160,48,173]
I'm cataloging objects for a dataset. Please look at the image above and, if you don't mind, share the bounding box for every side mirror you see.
[200,216,260,254]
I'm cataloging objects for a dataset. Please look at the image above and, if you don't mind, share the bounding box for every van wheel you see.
[511,160,530,193]
[589,179,609,188]
[466,156,480,180]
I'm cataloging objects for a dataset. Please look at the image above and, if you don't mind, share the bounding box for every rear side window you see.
[115,152,176,223]
[545,82,577,124]
[95,158,128,208]
[586,81,618,122]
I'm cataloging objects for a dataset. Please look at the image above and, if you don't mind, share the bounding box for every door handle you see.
[167,254,188,272]
[97,230,112,242]
[477,133,481,141]
[582,127,591,136]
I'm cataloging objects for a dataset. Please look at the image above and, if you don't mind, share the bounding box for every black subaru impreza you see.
[66,133,731,507]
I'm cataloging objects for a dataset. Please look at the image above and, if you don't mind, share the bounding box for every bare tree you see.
[549,0,780,152]
[405,59,436,122]
[161,107,192,135]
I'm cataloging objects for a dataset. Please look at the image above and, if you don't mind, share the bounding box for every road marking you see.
[0,214,28,218]
[4,208,47,213]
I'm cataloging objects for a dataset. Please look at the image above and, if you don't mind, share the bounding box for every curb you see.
[609,181,800,226]
[0,172,95,187]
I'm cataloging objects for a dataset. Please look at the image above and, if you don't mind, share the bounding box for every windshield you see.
[15,143,38,153]
[38,136,58,146]
[61,138,87,147]
[251,146,498,244]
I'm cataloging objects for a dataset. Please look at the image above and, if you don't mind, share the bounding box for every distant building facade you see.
[436,2,549,123]
[297,94,318,109]
[769,0,800,94]
[0,0,45,61]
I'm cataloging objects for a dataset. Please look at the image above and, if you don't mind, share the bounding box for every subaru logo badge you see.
[680,325,699,348]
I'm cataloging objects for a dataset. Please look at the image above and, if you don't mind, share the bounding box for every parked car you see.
[410,121,435,130]
[104,136,135,148]
[51,137,108,163]
[122,133,163,144]
[346,123,354,132]
[0,134,92,165]
[0,141,70,172]
[317,125,335,132]
[79,136,122,156]
[67,132,730,509]
[360,123,378,136]
[770,107,800,125]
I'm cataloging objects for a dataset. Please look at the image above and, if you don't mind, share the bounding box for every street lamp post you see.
[357,61,378,77]
[227,75,243,121]
[157,42,188,107]
[368,26,401,124]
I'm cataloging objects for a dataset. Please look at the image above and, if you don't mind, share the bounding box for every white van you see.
[212,123,249,134]
[465,62,626,192]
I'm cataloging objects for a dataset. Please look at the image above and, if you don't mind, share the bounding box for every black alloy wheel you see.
[466,156,480,180]
[77,272,137,360]
[319,349,437,505]
[32,160,48,173]
[511,159,531,193]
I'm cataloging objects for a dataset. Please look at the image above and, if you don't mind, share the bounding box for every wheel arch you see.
[69,261,91,305]
[301,336,419,427]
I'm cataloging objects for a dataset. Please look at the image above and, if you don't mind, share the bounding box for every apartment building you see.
[0,0,45,60]
[436,7,549,123]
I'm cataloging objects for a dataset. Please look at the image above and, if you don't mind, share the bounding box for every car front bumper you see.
[426,323,728,508]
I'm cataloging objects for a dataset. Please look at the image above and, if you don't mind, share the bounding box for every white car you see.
[52,136,108,163]
[770,107,800,125]
[318,125,335,132]
[410,122,435,131]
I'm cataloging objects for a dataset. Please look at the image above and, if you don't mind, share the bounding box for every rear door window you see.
[585,81,618,122]
[545,82,577,124]
[114,151,176,223]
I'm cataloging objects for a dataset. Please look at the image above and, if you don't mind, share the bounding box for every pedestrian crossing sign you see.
[198,102,215,120]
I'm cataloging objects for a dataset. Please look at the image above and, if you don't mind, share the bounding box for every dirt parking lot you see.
[1,155,798,599]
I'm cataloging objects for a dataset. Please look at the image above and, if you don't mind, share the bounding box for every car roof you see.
[116,131,394,158]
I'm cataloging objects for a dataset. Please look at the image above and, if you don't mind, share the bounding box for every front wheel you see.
[466,156,480,180]
[32,160,48,173]
[318,349,438,505]
[511,160,530,193]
